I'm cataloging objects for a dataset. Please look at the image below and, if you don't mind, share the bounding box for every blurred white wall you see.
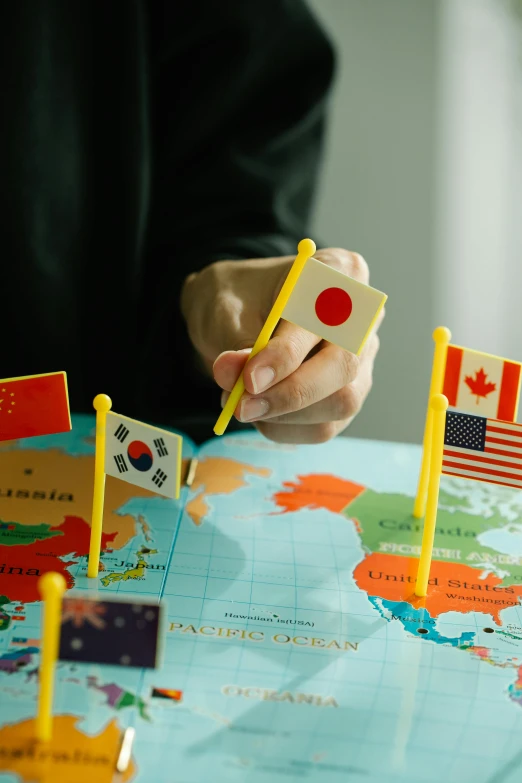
[307,0,522,443]
[436,0,522,359]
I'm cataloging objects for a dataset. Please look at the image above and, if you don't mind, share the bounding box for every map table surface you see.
[0,416,522,782]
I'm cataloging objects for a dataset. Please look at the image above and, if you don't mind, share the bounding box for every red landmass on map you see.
[0,516,116,603]
[354,552,522,625]
[272,474,365,514]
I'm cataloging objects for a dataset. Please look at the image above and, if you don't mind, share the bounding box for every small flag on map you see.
[442,411,522,489]
[12,637,39,647]
[58,594,164,669]
[151,687,183,703]
[442,345,522,421]
[0,372,71,442]
[280,257,386,355]
[104,412,182,499]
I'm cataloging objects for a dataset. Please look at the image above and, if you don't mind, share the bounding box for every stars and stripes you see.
[442,411,522,489]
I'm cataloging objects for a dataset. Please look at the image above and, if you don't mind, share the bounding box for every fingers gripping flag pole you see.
[36,572,66,742]
[415,394,449,597]
[413,327,451,519]
[214,238,317,436]
[88,394,112,579]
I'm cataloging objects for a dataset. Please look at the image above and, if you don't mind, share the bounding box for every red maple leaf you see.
[464,367,496,403]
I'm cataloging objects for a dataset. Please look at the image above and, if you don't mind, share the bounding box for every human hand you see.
[181,248,383,444]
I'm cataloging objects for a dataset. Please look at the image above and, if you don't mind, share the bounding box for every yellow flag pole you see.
[214,238,316,436]
[415,394,448,597]
[413,326,451,519]
[36,572,66,742]
[87,394,112,578]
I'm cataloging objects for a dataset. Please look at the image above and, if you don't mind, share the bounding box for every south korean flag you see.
[105,412,182,499]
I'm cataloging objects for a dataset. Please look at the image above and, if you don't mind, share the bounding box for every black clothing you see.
[0,0,334,432]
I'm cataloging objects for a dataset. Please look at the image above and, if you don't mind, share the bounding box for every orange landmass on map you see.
[0,516,116,603]
[272,474,365,514]
[0,715,135,782]
[0,448,159,548]
[186,457,271,525]
[354,552,522,625]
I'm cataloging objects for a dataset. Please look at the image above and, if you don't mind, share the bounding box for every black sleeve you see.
[147,0,335,268]
[141,0,335,426]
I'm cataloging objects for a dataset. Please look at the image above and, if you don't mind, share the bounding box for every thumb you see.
[213,347,252,392]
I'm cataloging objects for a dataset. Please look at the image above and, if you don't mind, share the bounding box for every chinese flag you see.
[0,372,71,442]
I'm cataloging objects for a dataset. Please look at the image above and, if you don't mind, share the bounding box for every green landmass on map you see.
[86,676,149,720]
[0,597,10,632]
[117,690,149,718]
[345,486,522,584]
[0,521,62,547]
[438,488,472,510]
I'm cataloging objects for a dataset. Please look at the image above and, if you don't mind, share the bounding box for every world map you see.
[0,418,522,782]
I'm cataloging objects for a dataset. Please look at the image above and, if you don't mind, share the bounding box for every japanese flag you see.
[105,412,182,499]
[281,257,387,355]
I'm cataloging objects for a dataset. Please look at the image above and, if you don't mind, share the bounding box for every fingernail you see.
[239,398,269,422]
[220,390,230,408]
[251,366,275,394]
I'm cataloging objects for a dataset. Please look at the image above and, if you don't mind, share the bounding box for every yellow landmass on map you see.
[0,715,136,782]
[0,449,158,549]
[101,548,159,586]
[186,457,271,525]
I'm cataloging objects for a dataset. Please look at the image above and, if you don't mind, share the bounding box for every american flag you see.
[442,411,522,489]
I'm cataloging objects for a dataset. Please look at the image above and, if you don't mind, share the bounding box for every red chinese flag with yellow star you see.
[0,372,71,442]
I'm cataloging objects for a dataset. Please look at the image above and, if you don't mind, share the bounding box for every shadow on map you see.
[185,614,387,761]
[486,748,522,783]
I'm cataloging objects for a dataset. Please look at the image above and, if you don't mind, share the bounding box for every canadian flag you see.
[280,257,387,355]
[442,345,522,421]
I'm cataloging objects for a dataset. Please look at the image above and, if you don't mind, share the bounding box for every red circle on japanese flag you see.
[315,287,353,326]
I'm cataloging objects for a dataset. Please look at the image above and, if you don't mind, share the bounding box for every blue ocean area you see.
[3,428,522,782]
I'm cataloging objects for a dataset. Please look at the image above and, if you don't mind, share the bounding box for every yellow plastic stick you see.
[36,572,66,742]
[415,394,448,597]
[87,394,112,578]
[413,327,451,518]
[214,238,317,436]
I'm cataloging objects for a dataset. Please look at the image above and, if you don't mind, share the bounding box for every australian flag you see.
[58,594,164,669]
